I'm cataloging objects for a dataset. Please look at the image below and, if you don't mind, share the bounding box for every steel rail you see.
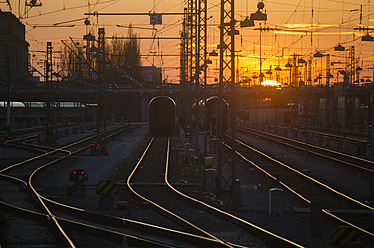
[0,158,76,247]
[225,137,374,239]
[41,194,250,247]
[1,133,198,248]
[126,137,235,248]
[1,124,131,247]
[5,134,38,143]
[165,138,305,248]
[55,217,180,248]
[272,123,372,143]
[236,126,374,174]
[0,198,180,248]
[0,123,79,137]
[234,137,374,211]
[1,124,128,174]
[5,139,71,154]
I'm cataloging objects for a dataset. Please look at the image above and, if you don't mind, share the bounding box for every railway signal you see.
[90,141,107,155]
[3,130,13,140]
[69,169,88,184]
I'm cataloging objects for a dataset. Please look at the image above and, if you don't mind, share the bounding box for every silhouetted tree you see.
[60,25,141,84]
[109,24,141,81]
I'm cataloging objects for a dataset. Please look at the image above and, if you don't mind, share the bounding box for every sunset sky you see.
[1,0,374,85]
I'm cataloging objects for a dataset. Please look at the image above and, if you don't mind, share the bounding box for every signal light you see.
[90,142,106,155]
[69,169,88,183]
[240,17,255,27]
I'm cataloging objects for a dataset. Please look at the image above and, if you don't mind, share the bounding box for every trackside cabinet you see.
[269,188,283,217]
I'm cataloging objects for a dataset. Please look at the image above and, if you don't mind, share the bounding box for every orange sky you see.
[1,0,373,85]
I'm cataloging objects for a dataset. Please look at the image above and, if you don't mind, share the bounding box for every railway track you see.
[127,136,305,248]
[271,123,374,143]
[6,122,371,247]
[1,124,186,247]
[236,125,374,174]
[232,136,372,210]
[227,128,374,245]
[0,123,78,138]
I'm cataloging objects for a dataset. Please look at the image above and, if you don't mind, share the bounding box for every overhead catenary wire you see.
[3,0,373,84]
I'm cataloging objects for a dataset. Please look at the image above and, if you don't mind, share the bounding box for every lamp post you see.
[285,61,292,86]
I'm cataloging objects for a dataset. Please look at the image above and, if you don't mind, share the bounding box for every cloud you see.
[283,23,337,29]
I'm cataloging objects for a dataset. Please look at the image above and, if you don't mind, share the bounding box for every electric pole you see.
[45,42,53,132]
[97,27,106,141]
[180,8,190,131]
[194,0,207,154]
[217,0,240,207]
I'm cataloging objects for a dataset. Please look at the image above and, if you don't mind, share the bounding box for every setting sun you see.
[260,80,282,87]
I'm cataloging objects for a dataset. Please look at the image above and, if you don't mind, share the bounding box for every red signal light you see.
[73,171,76,174]
[97,143,100,147]
[93,143,95,146]
[81,171,85,174]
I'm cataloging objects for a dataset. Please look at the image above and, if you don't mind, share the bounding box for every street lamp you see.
[313,51,323,58]
[362,34,374,41]
[209,50,218,57]
[240,17,254,27]
[250,2,267,21]
[334,43,345,51]
[83,33,95,41]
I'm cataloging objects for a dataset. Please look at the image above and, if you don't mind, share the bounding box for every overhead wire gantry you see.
[217,0,239,207]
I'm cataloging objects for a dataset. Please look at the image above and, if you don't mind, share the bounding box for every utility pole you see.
[292,54,297,87]
[194,0,207,155]
[350,46,355,85]
[5,49,11,129]
[97,27,106,140]
[45,42,53,131]
[179,1,199,140]
[326,54,331,86]
[307,59,312,86]
[188,0,197,140]
[218,0,239,207]
[180,8,190,131]
[325,54,333,129]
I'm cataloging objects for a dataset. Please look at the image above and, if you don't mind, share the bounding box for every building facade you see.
[0,10,29,82]
[138,66,162,88]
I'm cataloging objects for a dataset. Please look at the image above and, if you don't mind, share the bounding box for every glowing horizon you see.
[1,0,373,85]
[261,80,282,87]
